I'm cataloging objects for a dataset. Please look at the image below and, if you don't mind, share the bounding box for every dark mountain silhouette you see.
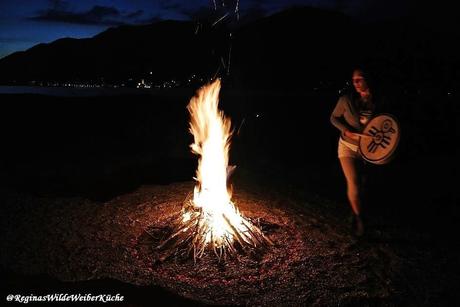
[0,6,458,90]
[0,20,221,85]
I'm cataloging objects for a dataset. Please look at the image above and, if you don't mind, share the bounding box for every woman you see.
[330,68,377,236]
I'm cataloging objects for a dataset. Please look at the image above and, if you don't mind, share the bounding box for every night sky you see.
[0,0,423,59]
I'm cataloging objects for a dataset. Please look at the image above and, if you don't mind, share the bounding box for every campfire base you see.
[154,193,274,262]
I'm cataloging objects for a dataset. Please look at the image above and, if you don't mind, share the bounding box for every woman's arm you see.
[330,96,372,142]
[330,96,355,133]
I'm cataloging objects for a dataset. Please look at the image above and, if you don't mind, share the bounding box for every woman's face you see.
[352,70,369,93]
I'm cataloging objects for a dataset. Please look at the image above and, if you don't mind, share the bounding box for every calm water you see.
[0,86,155,96]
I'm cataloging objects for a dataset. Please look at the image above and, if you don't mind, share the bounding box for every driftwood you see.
[155,193,273,263]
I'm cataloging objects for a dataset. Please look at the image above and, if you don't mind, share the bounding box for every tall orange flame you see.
[187,79,253,248]
[156,78,275,262]
[188,79,232,205]
[158,79,272,261]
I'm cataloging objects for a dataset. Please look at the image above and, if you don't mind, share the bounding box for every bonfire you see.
[158,79,272,261]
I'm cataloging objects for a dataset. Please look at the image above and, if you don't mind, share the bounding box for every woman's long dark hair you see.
[350,66,375,99]
[348,66,386,112]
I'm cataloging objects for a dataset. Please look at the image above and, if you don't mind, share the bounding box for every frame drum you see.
[359,113,400,165]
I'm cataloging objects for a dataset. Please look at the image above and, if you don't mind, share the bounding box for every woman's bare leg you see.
[339,157,361,215]
[339,157,364,235]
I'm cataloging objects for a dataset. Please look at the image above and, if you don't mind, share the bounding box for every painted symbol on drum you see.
[366,119,396,153]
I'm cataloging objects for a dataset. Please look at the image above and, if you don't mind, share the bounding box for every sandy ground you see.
[1,179,458,306]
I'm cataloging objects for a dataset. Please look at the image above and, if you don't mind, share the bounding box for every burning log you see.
[157,79,272,262]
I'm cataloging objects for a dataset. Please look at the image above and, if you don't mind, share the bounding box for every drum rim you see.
[359,113,400,165]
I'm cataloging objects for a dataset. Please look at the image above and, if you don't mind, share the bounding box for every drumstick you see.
[358,134,373,139]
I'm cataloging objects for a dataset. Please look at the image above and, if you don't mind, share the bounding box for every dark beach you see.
[0,88,458,306]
